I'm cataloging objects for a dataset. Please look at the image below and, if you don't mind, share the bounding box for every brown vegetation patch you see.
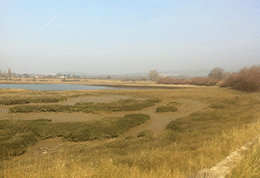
[221,65,260,92]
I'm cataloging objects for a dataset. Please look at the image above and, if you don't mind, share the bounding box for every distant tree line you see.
[152,65,260,92]
[151,68,225,86]
[0,68,21,79]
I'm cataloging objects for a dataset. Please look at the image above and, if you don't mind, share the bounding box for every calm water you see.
[0,84,117,91]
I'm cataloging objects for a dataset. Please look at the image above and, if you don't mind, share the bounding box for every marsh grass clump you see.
[0,114,150,159]
[208,103,225,109]
[125,135,134,139]
[156,102,179,113]
[0,97,67,105]
[156,106,178,113]
[9,99,161,113]
[137,130,154,138]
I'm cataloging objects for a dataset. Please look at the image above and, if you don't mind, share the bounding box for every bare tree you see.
[149,70,161,81]
[208,67,225,80]
[7,68,12,79]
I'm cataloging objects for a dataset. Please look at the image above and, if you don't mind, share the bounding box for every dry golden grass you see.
[1,122,259,178]
[227,144,260,178]
[0,87,260,177]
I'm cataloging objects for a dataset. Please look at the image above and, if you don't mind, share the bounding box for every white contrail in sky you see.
[36,16,57,34]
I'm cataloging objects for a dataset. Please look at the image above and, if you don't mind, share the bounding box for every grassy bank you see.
[9,98,161,113]
[0,114,150,160]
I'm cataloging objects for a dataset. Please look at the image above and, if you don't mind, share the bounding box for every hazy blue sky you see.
[1,0,259,75]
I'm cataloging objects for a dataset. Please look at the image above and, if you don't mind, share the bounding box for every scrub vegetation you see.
[220,65,260,92]
[157,77,220,86]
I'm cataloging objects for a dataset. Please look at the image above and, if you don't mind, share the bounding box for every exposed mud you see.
[119,99,207,138]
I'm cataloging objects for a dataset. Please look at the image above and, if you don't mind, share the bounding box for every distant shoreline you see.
[0,78,211,89]
[88,84,195,89]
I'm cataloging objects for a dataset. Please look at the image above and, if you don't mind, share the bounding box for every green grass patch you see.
[0,114,150,160]
[9,99,161,113]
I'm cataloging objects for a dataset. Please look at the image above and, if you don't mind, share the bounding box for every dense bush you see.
[190,77,220,86]
[220,65,260,92]
[157,77,220,86]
